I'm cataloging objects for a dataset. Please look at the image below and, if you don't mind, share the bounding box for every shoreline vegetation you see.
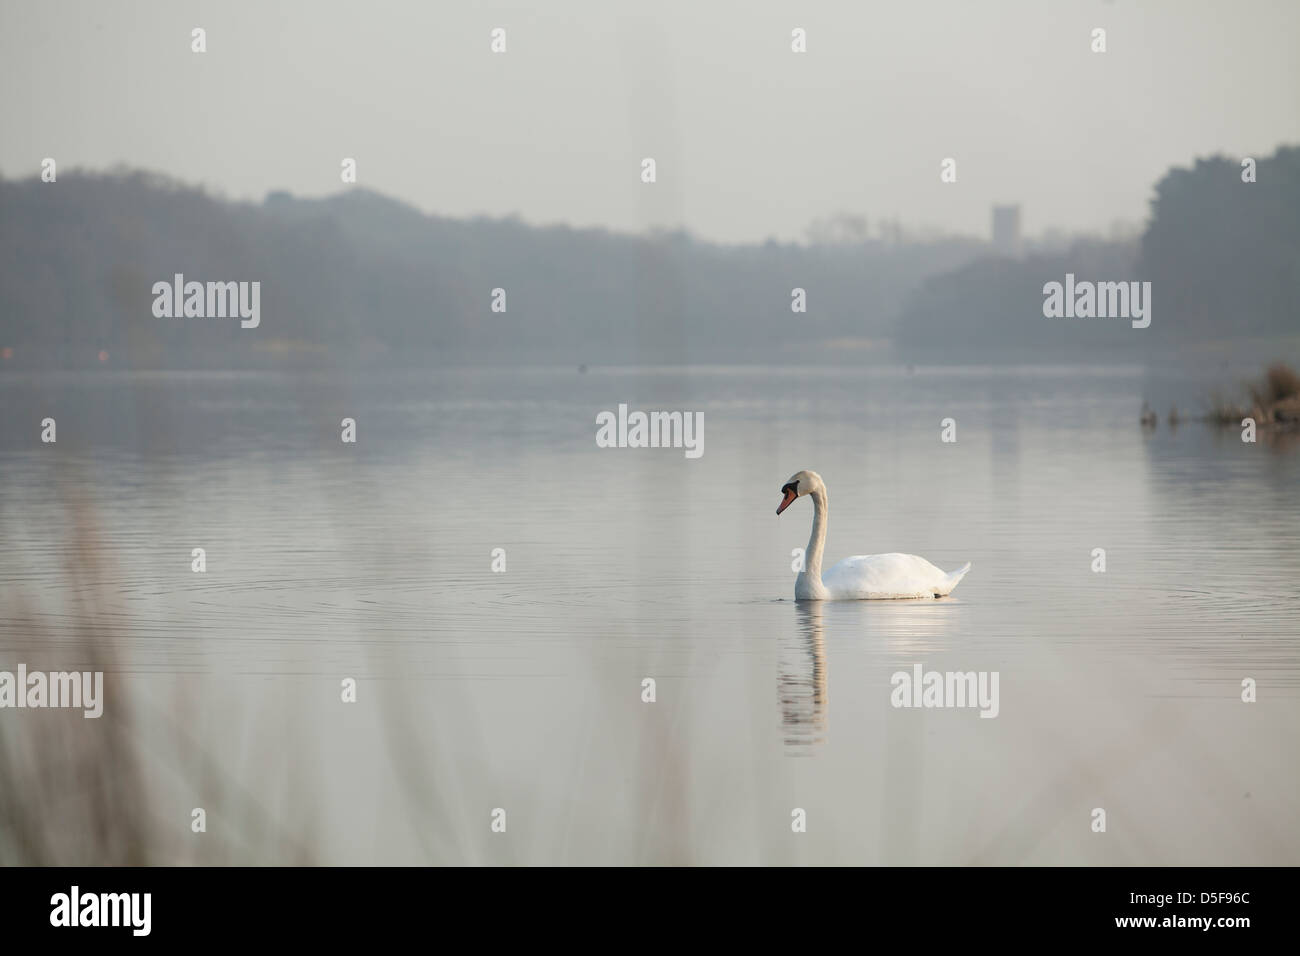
[1143,362,1300,432]
[1206,362,1300,430]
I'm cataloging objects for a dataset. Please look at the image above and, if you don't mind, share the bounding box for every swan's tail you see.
[935,561,971,596]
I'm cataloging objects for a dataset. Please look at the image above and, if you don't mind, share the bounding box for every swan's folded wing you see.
[822,552,956,599]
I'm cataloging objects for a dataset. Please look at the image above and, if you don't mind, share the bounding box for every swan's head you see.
[776,470,823,515]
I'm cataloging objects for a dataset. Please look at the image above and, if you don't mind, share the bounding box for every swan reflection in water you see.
[778,601,829,752]
[778,597,967,753]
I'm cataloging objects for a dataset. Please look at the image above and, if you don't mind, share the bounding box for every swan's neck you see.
[797,488,830,600]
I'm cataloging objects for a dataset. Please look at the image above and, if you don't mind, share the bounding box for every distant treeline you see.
[897,146,1299,360]
[0,171,982,368]
[2,146,1295,368]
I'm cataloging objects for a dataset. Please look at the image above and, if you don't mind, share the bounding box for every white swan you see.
[776,470,970,601]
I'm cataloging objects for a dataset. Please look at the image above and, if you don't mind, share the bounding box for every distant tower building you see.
[991,204,1022,257]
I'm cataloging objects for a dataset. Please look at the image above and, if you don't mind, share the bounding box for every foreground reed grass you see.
[0,490,318,865]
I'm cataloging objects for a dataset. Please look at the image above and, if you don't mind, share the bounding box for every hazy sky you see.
[3,0,1298,244]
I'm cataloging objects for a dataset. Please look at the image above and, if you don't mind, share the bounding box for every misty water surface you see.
[1,364,1296,864]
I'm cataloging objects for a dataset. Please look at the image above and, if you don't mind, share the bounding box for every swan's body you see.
[777,470,970,601]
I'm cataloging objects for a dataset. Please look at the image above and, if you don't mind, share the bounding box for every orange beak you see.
[776,488,797,515]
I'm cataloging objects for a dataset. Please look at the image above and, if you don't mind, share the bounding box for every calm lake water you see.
[1,363,1297,864]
